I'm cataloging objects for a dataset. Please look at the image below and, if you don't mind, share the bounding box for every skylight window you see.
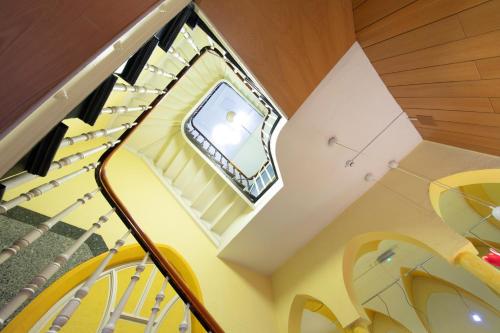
[191,82,266,176]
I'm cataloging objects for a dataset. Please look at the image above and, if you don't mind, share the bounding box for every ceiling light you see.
[492,206,500,221]
[376,248,396,264]
[471,313,482,323]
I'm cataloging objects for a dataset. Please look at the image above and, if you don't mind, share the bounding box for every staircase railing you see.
[0,4,225,333]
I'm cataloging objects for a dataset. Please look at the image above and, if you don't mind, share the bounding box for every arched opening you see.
[289,295,342,333]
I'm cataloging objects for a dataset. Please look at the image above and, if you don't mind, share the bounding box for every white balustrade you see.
[143,64,177,80]
[168,47,189,66]
[0,209,115,325]
[46,230,131,333]
[101,105,150,115]
[1,141,118,190]
[144,277,170,333]
[180,27,199,54]
[60,122,136,147]
[0,162,99,214]
[101,253,150,333]
[112,83,165,95]
[0,189,100,265]
[179,304,190,333]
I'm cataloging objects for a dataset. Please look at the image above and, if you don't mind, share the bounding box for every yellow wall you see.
[271,141,500,331]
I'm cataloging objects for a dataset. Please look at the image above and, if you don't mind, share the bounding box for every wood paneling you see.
[381,62,480,86]
[476,56,500,79]
[364,16,465,61]
[198,0,355,117]
[0,0,161,137]
[396,97,494,113]
[357,0,488,46]
[458,0,500,36]
[373,30,500,74]
[354,0,416,31]
[355,0,500,155]
[389,79,500,98]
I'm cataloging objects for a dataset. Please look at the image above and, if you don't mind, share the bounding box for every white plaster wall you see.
[219,42,422,273]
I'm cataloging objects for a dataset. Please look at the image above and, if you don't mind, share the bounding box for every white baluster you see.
[60,122,136,147]
[0,189,100,265]
[207,35,215,50]
[0,162,99,214]
[167,47,189,66]
[46,230,130,333]
[144,277,170,333]
[0,209,115,325]
[101,253,150,333]
[101,105,151,115]
[180,27,200,55]
[112,83,165,95]
[179,304,190,333]
[1,141,118,190]
[143,64,177,80]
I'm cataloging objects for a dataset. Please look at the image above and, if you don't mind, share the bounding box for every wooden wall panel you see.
[354,0,416,31]
[381,62,480,86]
[396,97,494,113]
[198,0,355,117]
[0,0,161,137]
[354,0,500,156]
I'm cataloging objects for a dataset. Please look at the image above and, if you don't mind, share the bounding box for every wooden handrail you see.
[95,47,224,333]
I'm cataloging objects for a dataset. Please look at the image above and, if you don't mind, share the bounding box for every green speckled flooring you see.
[0,207,107,326]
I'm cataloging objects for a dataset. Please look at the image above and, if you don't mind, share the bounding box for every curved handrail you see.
[95,47,224,333]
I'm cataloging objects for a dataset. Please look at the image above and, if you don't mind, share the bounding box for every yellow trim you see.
[3,244,203,333]
[428,169,500,217]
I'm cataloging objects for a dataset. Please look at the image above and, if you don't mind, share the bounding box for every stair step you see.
[154,133,182,169]
[163,144,190,179]
[211,198,248,235]
[191,176,225,213]
[172,153,204,190]
[200,186,234,222]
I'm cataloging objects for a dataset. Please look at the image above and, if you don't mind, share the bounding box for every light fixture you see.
[211,124,241,146]
[492,206,500,221]
[471,313,483,323]
[376,248,396,264]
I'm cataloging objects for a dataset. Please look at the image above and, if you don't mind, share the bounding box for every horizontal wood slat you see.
[458,0,500,37]
[396,97,494,112]
[354,0,416,32]
[363,16,465,61]
[405,108,500,127]
[417,127,500,156]
[357,0,488,47]
[381,62,480,86]
[390,79,500,98]
[490,98,500,113]
[354,0,500,156]
[373,30,500,74]
[476,56,500,79]
[411,119,500,140]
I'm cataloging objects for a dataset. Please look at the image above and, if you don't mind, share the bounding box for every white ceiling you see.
[218,42,422,273]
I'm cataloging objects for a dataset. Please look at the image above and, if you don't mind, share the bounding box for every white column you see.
[143,64,177,80]
[0,209,115,325]
[60,122,136,148]
[101,253,150,333]
[101,105,151,115]
[0,189,100,265]
[46,230,131,333]
[0,162,99,214]
[144,277,170,333]
[178,304,190,333]
[2,141,118,190]
[112,83,165,95]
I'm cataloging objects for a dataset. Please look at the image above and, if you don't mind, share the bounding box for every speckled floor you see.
[0,207,108,326]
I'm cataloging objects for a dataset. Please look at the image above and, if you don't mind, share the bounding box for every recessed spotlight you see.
[471,313,482,323]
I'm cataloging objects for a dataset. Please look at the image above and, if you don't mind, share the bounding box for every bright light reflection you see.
[471,313,483,323]
[211,124,241,146]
